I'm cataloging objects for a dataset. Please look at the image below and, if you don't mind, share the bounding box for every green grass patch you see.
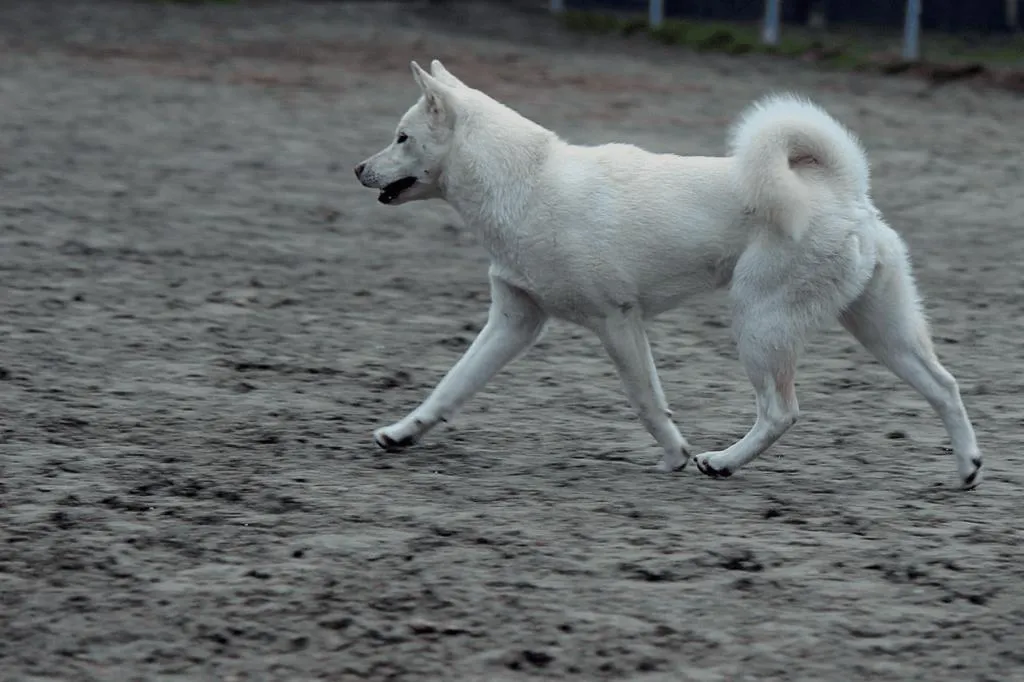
[562,11,866,65]
[560,10,1024,71]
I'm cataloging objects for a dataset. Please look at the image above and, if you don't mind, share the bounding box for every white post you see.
[902,0,922,61]
[762,0,781,45]
[550,0,565,13]
[649,0,664,28]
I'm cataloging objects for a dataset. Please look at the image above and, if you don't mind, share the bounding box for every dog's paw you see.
[373,427,418,452]
[694,453,733,479]
[653,446,690,473]
[960,456,983,490]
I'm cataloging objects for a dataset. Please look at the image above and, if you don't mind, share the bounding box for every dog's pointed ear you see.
[430,59,467,89]
[410,60,455,122]
[410,60,432,91]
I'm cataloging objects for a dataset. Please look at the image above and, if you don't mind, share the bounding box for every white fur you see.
[728,94,870,241]
[355,60,983,490]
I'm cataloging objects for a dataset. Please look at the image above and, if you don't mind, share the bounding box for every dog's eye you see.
[396,133,408,144]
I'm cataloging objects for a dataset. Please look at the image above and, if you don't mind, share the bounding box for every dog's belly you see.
[632,248,739,318]
[492,244,736,326]
[635,268,732,318]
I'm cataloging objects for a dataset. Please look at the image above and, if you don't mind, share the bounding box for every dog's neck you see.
[439,100,555,248]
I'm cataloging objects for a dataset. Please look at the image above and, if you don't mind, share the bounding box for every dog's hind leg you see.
[595,310,691,471]
[693,321,801,479]
[839,253,982,489]
[373,276,547,451]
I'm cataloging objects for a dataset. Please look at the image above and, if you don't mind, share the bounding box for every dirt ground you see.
[2,1,1023,680]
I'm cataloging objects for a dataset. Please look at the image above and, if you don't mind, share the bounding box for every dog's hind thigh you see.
[839,254,982,489]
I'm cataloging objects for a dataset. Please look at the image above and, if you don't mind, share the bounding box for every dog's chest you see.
[489,249,606,322]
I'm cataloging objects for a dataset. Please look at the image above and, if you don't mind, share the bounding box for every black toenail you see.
[697,457,731,479]
[375,433,417,452]
[707,463,732,478]
[962,457,983,487]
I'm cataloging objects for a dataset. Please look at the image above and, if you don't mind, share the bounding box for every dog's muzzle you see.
[354,163,417,204]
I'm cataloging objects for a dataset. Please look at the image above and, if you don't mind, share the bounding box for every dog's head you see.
[354,60,466,205]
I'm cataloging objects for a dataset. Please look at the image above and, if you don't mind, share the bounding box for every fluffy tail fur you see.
[728,94,870,241]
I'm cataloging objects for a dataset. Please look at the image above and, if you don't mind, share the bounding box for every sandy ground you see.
[2,1,1023,680]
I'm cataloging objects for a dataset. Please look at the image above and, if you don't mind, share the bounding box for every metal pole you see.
[550,0,564,13]
[649,0,664,28]
[762,0,781,45]
[902,0,922,61]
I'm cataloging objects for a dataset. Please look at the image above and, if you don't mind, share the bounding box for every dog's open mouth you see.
[378,177,418,204]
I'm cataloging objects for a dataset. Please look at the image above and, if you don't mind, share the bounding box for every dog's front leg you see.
[595,311,691,471]
[373,277,547,451]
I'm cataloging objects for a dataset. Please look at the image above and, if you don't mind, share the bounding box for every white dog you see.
[355,59,983,489]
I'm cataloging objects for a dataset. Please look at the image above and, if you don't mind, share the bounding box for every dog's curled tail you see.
[728,94,870,241]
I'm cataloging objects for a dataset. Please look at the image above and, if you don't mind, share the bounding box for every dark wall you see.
[569,0,810,23]
[567,0,1024,33]
[825,0,1021,32]
[663,0,808,23]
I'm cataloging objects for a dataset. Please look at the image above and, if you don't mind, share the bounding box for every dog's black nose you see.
[354,163,365,179]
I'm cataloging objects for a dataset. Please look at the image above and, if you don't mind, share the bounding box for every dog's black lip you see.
[378,176,418,204]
